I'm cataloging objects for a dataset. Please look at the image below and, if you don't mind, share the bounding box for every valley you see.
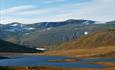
[1,0,115,69]
[0,20,115,70]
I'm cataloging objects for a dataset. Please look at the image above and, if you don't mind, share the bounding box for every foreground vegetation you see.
[0,65,115,70]
[38,46,115,58]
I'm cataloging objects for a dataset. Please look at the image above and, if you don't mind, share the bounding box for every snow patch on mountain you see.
[84,31,89,35]
[25,27,35,30]
[46,28,52,30]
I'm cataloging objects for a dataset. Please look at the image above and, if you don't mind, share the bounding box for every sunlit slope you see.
[58,29,115,50]
[40,29,115,58]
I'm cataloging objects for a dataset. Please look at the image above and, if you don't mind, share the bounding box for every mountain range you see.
[0,19,115,50]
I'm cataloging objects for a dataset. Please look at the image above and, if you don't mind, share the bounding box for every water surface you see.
[0,56,114,68]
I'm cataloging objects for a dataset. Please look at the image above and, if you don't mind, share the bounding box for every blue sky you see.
[1,0,92,9]
[0,0,115,24]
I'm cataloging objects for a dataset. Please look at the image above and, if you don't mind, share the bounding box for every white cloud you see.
[54,0,115,22]
[0,5,36,15]
[0,0,115,24]
[41,0,66,4]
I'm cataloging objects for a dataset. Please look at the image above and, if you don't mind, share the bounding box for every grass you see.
[36,29,115,58]
[48,58,80,62]
[0,66,115,70]
[84,62,115,68]
[37,46,115,58]
[57,29,115,50]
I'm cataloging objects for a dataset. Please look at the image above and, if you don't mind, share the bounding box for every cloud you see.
[74,0,115,22]
[0,0,115,24]
[0,5,36,15]
[0,3,85,17]
[41,0,66,4]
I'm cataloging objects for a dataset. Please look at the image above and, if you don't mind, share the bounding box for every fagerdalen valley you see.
[0,0,115,70]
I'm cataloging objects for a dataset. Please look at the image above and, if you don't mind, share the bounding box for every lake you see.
[0,56,115,68]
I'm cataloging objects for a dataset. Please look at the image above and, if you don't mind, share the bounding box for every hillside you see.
[57,29,115,50]
[0,39,40,53]
[9,21,115,50]
[0,19,95,49]
[39,29,115,58]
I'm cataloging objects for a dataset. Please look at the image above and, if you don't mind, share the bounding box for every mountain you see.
[0,20,115,50]
[57,29,115,50]
[106,20,115,24]
[0,19,96,47]
[41,29,115,58]
[0,39,41,53]
[17,20,115,50]
[0,19,95,33]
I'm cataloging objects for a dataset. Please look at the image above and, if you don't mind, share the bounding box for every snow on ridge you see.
[46,28,51,30]
[10,24,19,26]
[36,48,46,51]
[25,27,35,30]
